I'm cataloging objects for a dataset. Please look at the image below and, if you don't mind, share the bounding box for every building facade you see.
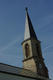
[22,8,49,78]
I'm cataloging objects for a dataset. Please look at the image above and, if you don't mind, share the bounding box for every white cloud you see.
[48,65,53,80]
[43,44,53,52]
[38,14,53,30]
[0,35,23,53]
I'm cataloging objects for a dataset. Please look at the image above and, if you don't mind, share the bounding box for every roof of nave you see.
[0,63,50,80]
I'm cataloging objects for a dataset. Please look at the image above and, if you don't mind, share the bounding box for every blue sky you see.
[0,0,53,79]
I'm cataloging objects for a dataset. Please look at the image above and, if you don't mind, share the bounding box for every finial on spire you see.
[25,7,28,12]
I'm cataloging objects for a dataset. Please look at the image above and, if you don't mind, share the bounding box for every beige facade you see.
[23,58,37,73]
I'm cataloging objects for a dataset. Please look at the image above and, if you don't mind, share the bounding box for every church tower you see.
[22,8,49,78]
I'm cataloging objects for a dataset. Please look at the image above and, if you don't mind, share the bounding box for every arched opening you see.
[25,44,30,58]
[36,44,40,57]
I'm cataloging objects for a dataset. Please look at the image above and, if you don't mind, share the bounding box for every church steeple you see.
[22,9,49,78]
[24,8,37,40]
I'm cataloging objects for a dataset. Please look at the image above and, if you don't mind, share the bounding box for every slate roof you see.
[24,8,38,40]
[0,63,50,80]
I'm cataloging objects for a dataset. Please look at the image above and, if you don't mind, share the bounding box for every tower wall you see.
[23,58,37,73]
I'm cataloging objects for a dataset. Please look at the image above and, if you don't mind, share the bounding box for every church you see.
[0,8,50,80]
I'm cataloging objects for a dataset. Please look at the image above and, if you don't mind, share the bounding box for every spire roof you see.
[24,8,38,40]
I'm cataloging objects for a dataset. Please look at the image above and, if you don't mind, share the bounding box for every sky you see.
[0,0,53,79]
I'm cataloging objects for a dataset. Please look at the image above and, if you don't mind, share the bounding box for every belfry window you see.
[25,44,30,58]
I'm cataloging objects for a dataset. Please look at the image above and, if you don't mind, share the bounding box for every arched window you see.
[25,44,30,58]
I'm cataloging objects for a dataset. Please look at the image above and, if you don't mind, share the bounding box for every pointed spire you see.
[24,8,38,40]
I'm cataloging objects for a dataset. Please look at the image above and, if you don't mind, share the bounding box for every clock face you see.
[39,63,42,69]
